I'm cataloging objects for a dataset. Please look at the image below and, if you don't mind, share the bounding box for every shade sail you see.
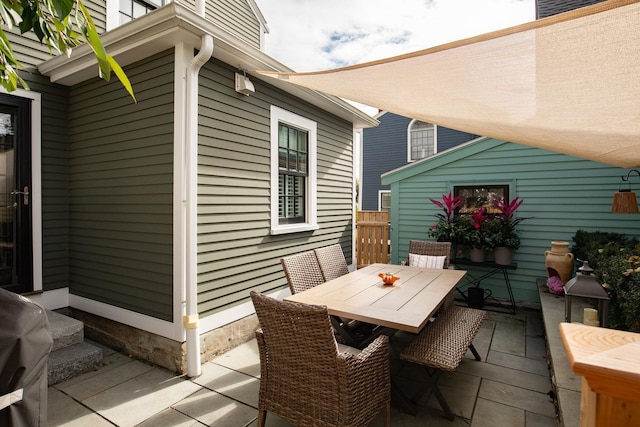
[258,0,640,168]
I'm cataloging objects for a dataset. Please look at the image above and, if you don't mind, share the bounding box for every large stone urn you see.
[544,241,574,284]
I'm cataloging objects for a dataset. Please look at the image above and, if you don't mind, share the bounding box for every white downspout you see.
[183,0,213,378]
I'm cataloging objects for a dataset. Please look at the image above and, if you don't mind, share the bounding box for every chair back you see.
[315,244,349,281]
[408,240,452,269]
[250,291,342,424]
[281,251,325,294]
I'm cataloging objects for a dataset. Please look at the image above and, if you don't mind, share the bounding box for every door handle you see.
[11,186,29,205]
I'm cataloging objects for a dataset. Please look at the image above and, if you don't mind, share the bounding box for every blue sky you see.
[259,0,536,72]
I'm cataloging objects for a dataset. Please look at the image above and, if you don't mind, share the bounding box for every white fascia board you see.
[37,2,376,128]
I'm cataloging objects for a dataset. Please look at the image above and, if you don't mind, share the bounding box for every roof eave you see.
[37,2,377,128]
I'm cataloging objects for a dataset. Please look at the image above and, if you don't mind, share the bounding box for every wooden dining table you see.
[284,263,467,345]
[284,262,468,415]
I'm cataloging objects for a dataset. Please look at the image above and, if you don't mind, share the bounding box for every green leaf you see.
[52,0,73,19]
[107,55,136,102]
[78,1,110,80]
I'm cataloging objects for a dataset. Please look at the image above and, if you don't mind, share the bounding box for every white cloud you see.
[260,0,535,72]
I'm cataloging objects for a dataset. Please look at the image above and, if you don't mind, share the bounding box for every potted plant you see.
[428,192,469,257]
[467,208,491,262]
[489,196,525,265]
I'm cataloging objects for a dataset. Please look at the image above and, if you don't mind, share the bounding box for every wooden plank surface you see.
[285,263,467,333]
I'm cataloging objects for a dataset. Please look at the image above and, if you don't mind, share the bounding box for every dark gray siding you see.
[361,112,478,211]
[67,50,175,321]
[536,0,607,18]
[197,59,354,316]
[20,73,71,291]
[180,0,262,49]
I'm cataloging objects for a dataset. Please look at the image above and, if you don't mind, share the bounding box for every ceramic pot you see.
[544,241,574,284]
[494,247,513,265]
[469,248,486,263]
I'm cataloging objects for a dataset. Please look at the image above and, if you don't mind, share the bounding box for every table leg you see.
[391,377,417,416]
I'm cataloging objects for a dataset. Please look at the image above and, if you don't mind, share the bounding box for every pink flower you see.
[547,276,564,295]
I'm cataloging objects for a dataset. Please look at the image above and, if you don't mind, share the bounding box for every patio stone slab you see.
[210,339,261,378]
[135,407,206,427]
[486,349,550,377]
[471,397,525,427]
[48,387,114,427]
[491,320,526,356]
[525,410,560,427]
[56,357,155,401]
[81,366,201,426]
[478,378,556,417]
[457,357,552,394]
[194,362,260,408]
[526,334,548,360]
[172,388,257,427]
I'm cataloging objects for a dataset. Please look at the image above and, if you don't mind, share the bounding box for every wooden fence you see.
[356,211,389,268]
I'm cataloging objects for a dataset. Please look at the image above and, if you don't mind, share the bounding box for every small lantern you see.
[564,260,610,327]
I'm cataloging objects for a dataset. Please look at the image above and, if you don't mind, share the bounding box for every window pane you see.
[410,121,434,161]
[277,121,309,225]
[132,2,146,17]
[454,185,508,215]
[279,125,288,148]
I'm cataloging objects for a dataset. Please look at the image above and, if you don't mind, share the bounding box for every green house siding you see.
[197,59,354,316]
[67,50,175,320]
[179,0,262,49]
[383,138,640,305]
[19,73,72,291]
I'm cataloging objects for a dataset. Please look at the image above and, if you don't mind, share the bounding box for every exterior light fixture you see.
[611,169,640,213]
[235,71,255,96]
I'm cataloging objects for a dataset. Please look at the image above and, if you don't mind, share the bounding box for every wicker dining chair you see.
[315,244,350,281]
[280,250,325,294]
[407,240,452,268]
[250,291,391,427]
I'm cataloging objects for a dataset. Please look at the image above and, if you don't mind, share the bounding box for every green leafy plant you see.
[467,208,492,250]
[428,192,469,245]
[571,230,640,332]
[487,196,527,250]
[0,0,135,100]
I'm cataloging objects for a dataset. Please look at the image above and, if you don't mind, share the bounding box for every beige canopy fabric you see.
[258,0,640,168]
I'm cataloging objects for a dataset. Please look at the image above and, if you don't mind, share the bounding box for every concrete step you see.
[46,310,104,386]
[47,310,83,351]
[48,341,103,385]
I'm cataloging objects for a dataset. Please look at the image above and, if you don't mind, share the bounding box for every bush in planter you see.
[487,196,526,250]
[571,230,640,332]
[428,192,470,248]
[467,208,492,251]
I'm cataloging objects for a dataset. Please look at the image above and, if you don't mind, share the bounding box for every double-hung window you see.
[408,120,436,161]
[270,106,318,234]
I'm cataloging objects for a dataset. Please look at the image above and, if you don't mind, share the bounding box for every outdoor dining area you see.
[251,243,493,425]
[45,238,557,426]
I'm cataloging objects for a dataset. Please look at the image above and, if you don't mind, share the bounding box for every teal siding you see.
[67,50,175,320]
[383,138,640,304]
[197,59,354,316]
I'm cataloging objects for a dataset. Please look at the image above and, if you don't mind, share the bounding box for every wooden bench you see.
[399,305,486,420]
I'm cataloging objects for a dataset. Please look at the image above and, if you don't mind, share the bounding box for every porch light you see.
[611,169,640,213]
[564,260,609,327]
[235,71,255,96]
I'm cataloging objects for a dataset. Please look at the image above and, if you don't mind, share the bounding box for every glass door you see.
[0,94,32,293]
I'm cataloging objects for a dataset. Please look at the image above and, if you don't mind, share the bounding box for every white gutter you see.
[183,0,213,378]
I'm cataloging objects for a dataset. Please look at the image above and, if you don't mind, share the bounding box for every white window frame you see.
[106,0,168,30]
[407,119,437,162]
[378,190,391,212]
[270,105,318,235]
